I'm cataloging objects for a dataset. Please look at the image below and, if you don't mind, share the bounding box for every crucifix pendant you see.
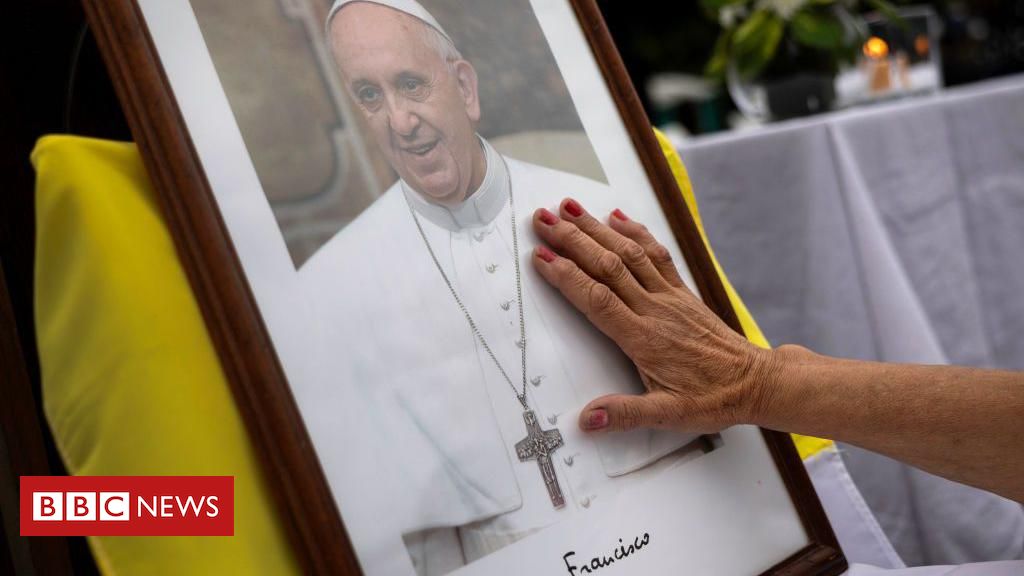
[514,409,565,508]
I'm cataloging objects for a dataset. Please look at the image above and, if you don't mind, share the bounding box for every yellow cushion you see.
[32,135,299,575]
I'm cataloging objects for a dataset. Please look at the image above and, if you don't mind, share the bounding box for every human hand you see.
[531,198,779,434]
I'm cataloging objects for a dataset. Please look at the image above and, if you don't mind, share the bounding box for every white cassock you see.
[300,137,698,575]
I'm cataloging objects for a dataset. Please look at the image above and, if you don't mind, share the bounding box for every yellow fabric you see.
[32,135,300,575]
[790,435,836,460]
[653,130,832,460]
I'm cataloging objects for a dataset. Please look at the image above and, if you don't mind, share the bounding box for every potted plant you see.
[703,0,899,121]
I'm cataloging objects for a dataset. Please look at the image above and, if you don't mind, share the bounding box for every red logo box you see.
[20,476,233,536]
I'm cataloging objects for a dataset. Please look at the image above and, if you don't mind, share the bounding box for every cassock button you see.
[500,300,512,311]
[547,414,558,425]
[563,454,574,466]
[580,496,591,508]
[486,263,499,273]
[530,375,544,387]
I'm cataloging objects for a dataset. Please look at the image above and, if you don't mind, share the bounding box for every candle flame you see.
[863,36,889,60]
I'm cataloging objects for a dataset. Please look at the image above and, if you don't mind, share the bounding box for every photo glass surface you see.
[192,0,607,267]
[138,0,815,573]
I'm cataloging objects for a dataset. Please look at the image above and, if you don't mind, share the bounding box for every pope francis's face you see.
[330,3,485,207]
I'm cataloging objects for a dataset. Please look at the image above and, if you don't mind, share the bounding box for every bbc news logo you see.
[21,476,233,536]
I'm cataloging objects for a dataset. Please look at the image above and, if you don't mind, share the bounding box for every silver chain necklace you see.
[404,154,567,508]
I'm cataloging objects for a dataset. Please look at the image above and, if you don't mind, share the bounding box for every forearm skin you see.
[753,345,1024,503]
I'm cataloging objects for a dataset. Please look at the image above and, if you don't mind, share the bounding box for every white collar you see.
[401,136,509,231]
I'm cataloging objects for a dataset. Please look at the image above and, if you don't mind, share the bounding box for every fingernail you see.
[536,245,556,263]
[564,199,583,218]
[584,409,608,430]
[611,208,629,221]
[538,208,559,226]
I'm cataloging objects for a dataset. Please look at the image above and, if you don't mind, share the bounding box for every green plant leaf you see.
[704,29,735,79]
[730,10,784,78]
[790,11,846,50]
[731,9,773,52]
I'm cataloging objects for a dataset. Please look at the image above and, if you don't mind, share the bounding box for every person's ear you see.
[454,60,481,123]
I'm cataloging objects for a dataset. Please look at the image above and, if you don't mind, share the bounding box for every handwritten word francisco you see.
[563,532,651,574]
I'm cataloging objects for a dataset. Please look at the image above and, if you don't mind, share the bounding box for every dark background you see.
[1,0,125,573]
[601,1,1024,134]
[3,1,1023,572]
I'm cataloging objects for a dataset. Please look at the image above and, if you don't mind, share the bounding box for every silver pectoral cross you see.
[515,409,565,508]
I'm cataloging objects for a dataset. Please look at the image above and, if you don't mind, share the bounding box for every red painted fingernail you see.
[612,208,629,221]
[536,245,556,263]
[564,199,584,218]
[584,409,608,430]
[538,208,559,226]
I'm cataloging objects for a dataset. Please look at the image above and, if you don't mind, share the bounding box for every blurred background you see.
[600,0,1024,568]
[599,0,1024,140]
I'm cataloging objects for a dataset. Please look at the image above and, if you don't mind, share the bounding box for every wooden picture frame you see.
[80,0,846,573]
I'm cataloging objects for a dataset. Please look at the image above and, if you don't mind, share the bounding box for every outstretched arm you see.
[531,198,1024,504]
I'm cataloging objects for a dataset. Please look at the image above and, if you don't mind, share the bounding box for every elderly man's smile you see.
[402,140,439,157]
[399,139,450,175]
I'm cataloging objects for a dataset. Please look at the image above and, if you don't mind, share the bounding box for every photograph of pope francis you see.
[294,0,707,574]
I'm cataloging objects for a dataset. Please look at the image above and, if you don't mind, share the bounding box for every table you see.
[679,75,1024,566]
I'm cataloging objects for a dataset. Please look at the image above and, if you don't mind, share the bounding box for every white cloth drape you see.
[679,75,1024,566]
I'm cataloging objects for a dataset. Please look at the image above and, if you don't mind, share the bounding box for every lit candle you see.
[863,36,891,93]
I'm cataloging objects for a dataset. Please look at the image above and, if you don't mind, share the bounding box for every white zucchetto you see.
[325,0,454,47]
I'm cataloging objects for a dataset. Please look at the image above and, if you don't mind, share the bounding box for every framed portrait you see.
[81,0,846,574]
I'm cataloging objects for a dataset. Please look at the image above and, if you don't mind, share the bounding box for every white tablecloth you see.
[679,75,1024,566]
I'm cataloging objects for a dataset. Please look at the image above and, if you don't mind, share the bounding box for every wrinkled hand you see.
[531,198,777,434]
